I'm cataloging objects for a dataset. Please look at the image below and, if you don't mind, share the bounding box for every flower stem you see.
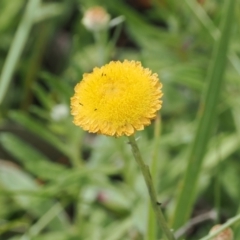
[146,114,161,240]
[128,135,176,240]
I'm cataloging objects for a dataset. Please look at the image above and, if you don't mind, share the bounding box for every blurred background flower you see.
[82,6,111,32]
[209,225,233,240]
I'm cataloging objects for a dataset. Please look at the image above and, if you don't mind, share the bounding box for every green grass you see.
[171,0,236,230]
[1,0,240,239]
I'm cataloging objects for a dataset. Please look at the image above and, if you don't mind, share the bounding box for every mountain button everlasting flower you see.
[71,60,163,137]
[82,6,110,32]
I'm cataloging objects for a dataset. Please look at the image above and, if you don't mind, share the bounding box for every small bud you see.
[51,104,69,121]
[209,224,234,240]
[82,6,110,32]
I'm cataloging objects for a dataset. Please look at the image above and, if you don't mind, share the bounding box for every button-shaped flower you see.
[71,60,163,137]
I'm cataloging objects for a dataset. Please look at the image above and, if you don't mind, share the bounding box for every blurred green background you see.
[0,0,240,239]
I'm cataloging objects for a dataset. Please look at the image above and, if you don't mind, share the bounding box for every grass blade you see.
[0,133,68,181]
[184,0,240,76]
[9,111,70,157]
[0,0,40,104]
[172,0,236,230]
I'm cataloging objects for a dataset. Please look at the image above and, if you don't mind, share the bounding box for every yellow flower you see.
[70,60,163,137]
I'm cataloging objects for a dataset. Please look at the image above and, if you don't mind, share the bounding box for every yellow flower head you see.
[70,60,163,137]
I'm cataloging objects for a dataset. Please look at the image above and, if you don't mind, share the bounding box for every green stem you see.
[128,135,175,240]
[199,213,240,240]
[93,29,108,66]
[146,114,161,240]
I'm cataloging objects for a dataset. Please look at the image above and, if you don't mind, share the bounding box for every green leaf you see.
[0,0,25,32]
[0,160,70,230]
[0,133,68,181]
[103,218,133,240]
[40,71,73,103]
[32,83,54,111]
[32,232,69,240]
[9,111,70,157]
[172,0,236,229]
[0,0,41,104]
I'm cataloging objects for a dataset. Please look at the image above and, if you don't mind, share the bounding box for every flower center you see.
[105,83,119,95]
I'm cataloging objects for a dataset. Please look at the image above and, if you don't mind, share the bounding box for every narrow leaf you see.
[172,0,236,230]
